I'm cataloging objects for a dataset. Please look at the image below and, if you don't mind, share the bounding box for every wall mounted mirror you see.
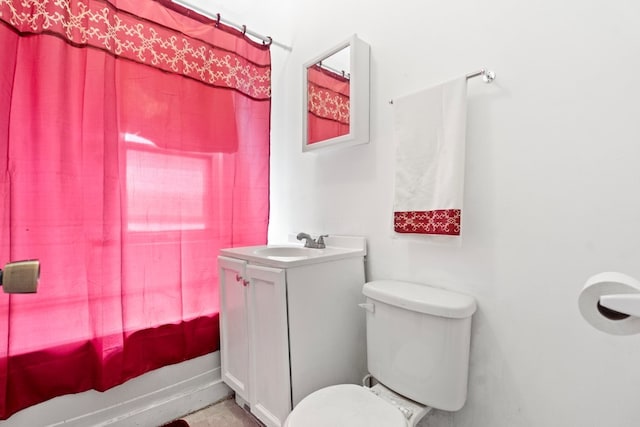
[302,34,370,152]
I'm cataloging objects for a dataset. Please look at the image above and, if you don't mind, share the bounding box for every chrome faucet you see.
[296,232,328,249]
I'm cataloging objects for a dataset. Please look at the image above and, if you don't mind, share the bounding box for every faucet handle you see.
[316,234,328,247]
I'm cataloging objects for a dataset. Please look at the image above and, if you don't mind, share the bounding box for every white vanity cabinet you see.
[218,239,367,427]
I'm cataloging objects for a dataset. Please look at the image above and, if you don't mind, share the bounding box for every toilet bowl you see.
[285,280,476,426]
[284,383,431,427]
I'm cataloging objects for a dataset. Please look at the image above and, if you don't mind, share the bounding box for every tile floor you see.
[177,397,263,427]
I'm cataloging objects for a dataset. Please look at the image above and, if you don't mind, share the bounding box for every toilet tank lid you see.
[363,280,477,318]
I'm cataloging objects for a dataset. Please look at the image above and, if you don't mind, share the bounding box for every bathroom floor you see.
[176,397,263,426]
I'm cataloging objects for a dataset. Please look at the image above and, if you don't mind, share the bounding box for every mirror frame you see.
[302,34,370,152]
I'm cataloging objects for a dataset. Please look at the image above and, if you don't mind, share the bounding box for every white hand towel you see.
[392,76,467,236]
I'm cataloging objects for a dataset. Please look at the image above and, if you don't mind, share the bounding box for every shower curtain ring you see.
[215,13,221,27]
[241,25,247,35]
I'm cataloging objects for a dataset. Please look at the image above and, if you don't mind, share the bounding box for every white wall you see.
[268,0,640,426]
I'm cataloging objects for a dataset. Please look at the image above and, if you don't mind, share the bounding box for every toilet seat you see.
[285,384,408,427]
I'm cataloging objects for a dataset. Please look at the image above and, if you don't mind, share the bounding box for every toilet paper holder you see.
[0,260,40,294]
[579,272,640,335]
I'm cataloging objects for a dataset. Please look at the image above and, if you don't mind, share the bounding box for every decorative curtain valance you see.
[0,0,271,99]
[307,64,350,124]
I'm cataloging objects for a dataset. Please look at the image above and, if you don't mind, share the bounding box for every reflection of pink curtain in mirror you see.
[307,65,350,144]
[0,0,270,419]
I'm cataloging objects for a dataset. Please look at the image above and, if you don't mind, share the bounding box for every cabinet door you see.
[218,256,250,402]
[246,265,290,427]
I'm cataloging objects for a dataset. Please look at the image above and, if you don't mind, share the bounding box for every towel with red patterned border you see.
[392,77,467,236]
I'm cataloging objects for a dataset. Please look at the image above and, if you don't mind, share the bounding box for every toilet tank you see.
[363,280,476,411]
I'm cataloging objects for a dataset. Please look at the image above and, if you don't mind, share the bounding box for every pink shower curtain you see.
[307,64,350,144]
[0,0,270,419]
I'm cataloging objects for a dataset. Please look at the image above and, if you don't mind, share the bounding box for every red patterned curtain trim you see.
[394,209,461,235]
[307,65,350,124]
[0,0,271,99]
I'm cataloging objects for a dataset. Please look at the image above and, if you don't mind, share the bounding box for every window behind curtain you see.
[125,136,214,233]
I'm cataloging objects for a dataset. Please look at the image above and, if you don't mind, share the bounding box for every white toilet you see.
[285,280,476,427]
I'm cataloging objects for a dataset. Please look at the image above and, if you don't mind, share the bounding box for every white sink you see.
[219,236,366,268]
[254,246,319,259]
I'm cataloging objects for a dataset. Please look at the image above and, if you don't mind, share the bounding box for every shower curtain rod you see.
[170,0,292,51]
[388,68,496,104]
[316,62,351,79]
